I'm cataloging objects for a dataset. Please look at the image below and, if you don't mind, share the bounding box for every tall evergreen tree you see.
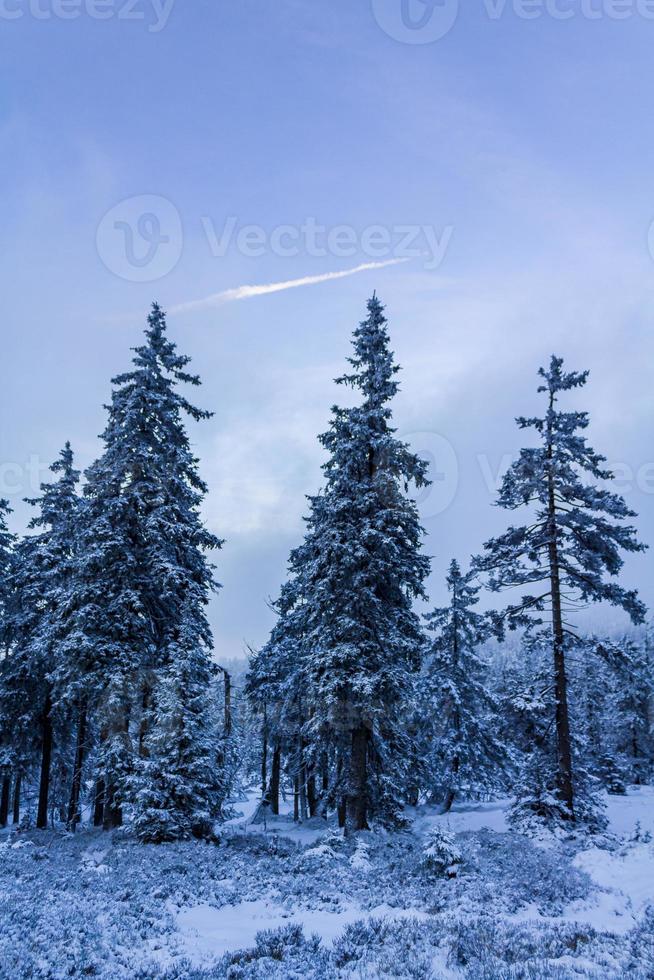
[62,303,224,836]
[1,445,80,829]
[474,356,646,824]
[0,500,13,651]
[273,295,431,832]
[421,560,506,811]
[245,610,302,817]
[0,500,16,827]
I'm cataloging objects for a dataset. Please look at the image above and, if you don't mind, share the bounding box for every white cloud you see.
[168,259,409,315]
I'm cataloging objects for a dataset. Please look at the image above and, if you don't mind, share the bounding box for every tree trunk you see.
[406,785,419,807]
[299,767,308,823]
[441,745,460,814]
[441,789,456,814]
[298,741,308,822]
[0,776,10,828]
[547,405,575,817]
[103,779,122,830]
[67,700,88,831]
[12,774,20,824]
[270,743,281,815]
[293,775,300,823]
[307,772,318,817]
[37,691,53,830]
[224,670,232,737]
[321,752,329,794]
[261,706,268,799]
[336,751,346,827]
[345,724,369,834]
[93,779,105,827]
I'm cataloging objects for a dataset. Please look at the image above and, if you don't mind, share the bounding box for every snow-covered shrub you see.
[220,924,327,979]
[467,828,591,915]
[422,825,462,877]
[349,837,372,871]
[509,754,607,839]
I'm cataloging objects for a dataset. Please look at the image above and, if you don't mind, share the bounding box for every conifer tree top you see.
[475,354,647,627]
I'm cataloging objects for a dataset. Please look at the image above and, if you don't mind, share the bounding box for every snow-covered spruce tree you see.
[61,304,224,837]
[276,295,431,833]
[585,635,654,787]
[421,560,506,812]
[245,612,301,817]
[0,499,16,826]
[474,356,647,827]
[132,601,225,842]
[2,445,81,829]
[0,499,13,654]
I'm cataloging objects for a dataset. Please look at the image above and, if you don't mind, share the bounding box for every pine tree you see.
[0,500,16,827]
[587,635,654,787]
[62,303,224,836]
[421,560,506,811]
[1,446,81,829]
[132,601,225,842]
[474,356,647,825]
[273,295,431,832]
[245,613,300,817]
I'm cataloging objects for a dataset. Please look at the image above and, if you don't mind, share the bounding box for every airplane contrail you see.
[167,258,409,315]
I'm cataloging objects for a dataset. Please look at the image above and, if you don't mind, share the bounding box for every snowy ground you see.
[1,788,653,978]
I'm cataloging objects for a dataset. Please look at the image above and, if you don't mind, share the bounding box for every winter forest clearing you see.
[1,296,653,978]
[1,788,654,977]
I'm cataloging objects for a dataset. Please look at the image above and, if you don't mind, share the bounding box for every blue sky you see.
[2,0,654,658]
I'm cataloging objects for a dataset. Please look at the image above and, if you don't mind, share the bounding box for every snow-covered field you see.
[1,787,653,978]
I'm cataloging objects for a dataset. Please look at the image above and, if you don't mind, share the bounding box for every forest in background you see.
[0,296,652,845]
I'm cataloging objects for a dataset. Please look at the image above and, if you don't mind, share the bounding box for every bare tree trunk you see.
[270,743,281,815]
[307,771,318,817]
[12,774,21,825]
[336,751,346,827]
[103,779,122,830]
[223,670,232,737]
[37,691,53,830]
[0,776,10,828]
[67,699,88,831]
[321,752,329,794]
[293,775,300,823]
[261,706,268,798]
[345,724,369,834]
[406,785,419,807]
[299,764,308,823]
[547,405,575,817]
[93,779,105,827]
[441,788,456,814]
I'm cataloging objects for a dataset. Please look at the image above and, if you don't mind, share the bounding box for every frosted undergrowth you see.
[0,787,651,979]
